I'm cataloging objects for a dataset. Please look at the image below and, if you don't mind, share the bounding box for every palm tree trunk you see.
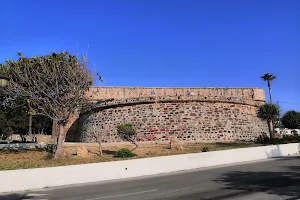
[269,87,272,104]
[268,80,272,104]
[268,119,274,138]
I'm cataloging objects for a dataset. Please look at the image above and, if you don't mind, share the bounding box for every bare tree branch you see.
[2,52,94,157]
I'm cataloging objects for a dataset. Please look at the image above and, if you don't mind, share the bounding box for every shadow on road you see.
[0,193,27,200]
[215,164,300,199]
[278,156,300,161]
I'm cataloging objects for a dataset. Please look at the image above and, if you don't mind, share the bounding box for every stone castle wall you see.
[66,87,268,143]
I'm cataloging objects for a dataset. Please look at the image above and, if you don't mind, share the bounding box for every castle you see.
[65,87,268,143]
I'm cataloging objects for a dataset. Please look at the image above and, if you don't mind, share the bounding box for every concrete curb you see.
[0,143,299,193]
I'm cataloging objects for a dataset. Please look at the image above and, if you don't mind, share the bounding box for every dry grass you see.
[0,142,260,171]
[0,149,121,171]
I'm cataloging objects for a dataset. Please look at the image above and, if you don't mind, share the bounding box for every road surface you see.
[1,156,300,200]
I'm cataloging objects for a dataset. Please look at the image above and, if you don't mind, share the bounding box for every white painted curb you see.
[0,143,299,193]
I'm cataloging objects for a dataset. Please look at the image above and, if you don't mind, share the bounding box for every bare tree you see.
[86,124,104,156]
[2,52,93,158]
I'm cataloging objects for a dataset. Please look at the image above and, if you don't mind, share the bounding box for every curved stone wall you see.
[72,94,268,143]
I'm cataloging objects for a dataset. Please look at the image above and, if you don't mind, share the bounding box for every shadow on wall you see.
[214,163,300,199]
[65,117,80,142]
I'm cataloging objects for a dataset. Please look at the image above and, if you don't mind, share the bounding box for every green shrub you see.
[282,134,300,143]
[116,123,138,148]
[256,134,271,144]
[202,147,209,152]
[256,134,300,145]
[45,152,55,160]
[291,130,299,137]
[115,148,137,158]
[46,143,57,153]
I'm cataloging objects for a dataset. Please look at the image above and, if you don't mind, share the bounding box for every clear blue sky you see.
[1,0,299,113]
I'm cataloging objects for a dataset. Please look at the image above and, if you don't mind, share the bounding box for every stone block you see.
[76,145,89,157]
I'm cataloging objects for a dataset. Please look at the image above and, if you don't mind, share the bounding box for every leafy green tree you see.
[257,103,280,138]
[2,52,93,157]
[0,94,53,140]
[0,96,28,139]
[281,110,300,129]
[261,73,276,103]
[32,115,53,135]
[116,123,138,148]
[1,57,38,138]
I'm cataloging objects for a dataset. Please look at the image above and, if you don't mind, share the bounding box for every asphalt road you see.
[1,156,300,200]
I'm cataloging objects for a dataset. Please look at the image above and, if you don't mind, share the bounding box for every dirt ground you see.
[0,142,259,171]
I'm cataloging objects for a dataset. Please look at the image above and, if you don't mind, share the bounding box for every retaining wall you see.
[0,143,299,193]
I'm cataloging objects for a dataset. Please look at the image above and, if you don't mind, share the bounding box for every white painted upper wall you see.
[275,128,300,135]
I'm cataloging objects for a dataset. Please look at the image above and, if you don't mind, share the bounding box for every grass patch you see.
[0,142,260,171]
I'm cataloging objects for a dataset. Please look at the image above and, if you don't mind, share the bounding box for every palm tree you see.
[257,103,280,138]
[261,73,276,103]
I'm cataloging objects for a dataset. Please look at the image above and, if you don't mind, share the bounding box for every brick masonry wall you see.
[72,98,268,143]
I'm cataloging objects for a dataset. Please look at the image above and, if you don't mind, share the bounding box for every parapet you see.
[85,87,265,102]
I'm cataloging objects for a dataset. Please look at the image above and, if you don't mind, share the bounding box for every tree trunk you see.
[51,119,57,142]
[125,135,139,149]
[54,122,65,158]
[33,131,36,142]
[98,142,103,157]
[268,119,274,138]
[270,119,274,137]
[268,81,272,103]
[131,138,139,150]
[133,140,139,149]
[269,88,272,104]
[28,115,32,137]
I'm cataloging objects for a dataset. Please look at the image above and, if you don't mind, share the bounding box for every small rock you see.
[169,137,185,150]
[76,146,89,157]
